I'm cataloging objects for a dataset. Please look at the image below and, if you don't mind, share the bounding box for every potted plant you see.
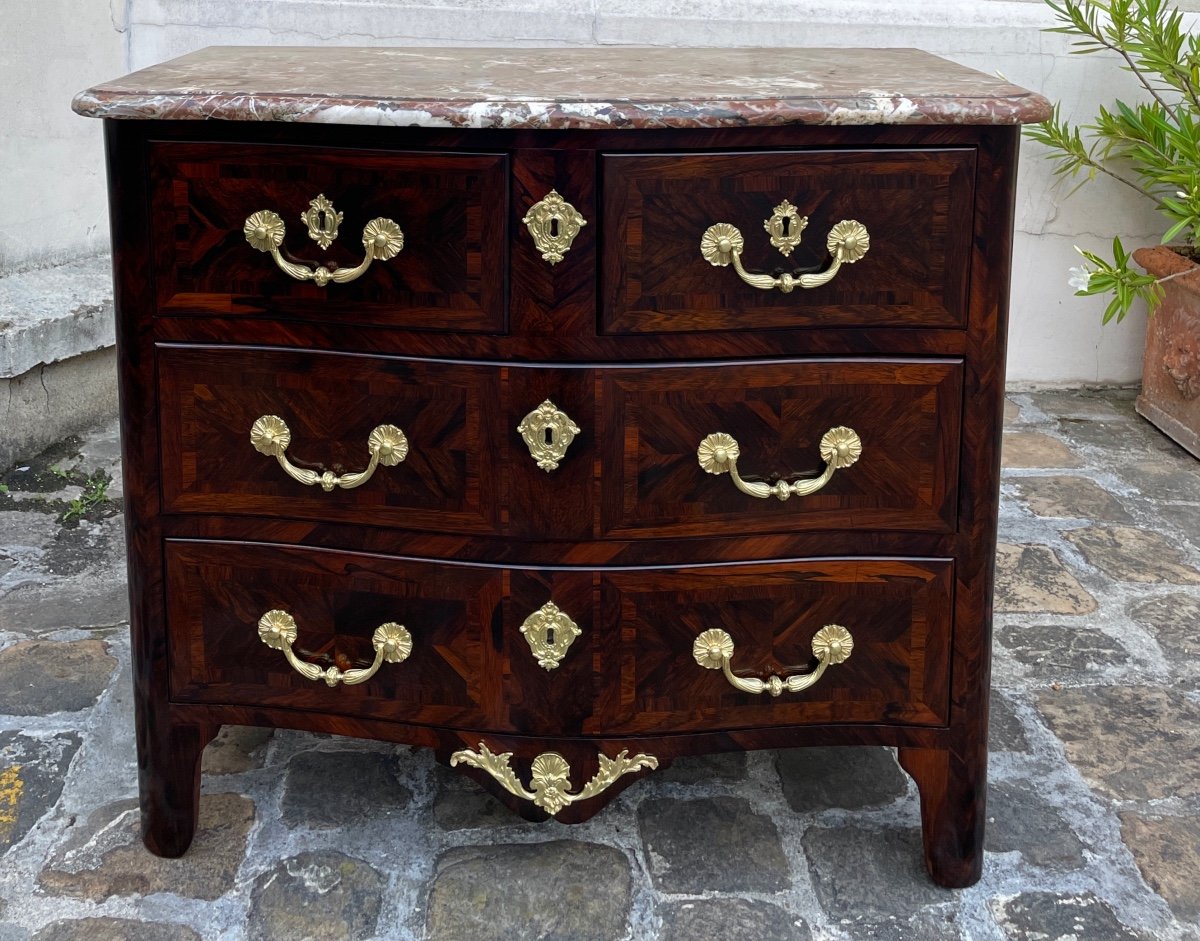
[1028,0,1200,457]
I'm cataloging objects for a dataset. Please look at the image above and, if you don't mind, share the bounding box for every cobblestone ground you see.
[0,389,1198,940]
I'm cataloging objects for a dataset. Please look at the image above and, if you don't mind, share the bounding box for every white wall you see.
[1,1,126,276]
[51,0,1200,383]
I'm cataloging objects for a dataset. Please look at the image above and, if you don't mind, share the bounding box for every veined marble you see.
[73,46,1050,128]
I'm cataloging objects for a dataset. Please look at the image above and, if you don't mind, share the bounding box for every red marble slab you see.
[73,45,1050,128]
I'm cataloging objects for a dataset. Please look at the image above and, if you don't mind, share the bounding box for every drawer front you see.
[165,542,599,735]
[166,542,497,728]
[149,142,507,331]
[595,559,953,733]
[167,543,949,735]
[158,345,502,534]
[597,360,962,538]
[158,350,959,541]
[601,149,975,333]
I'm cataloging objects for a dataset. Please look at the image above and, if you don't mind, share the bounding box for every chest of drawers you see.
[75,46,1049,888]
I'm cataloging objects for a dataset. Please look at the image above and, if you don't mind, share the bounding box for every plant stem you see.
[1155,265,1197,285]
[1084,152,1166,205]
[1113,44,1176,112]
[1065,1,1179,112]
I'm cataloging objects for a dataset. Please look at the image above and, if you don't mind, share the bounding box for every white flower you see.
[1068,265,1092,292]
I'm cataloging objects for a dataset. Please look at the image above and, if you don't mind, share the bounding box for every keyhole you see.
[545,627,556,645]
[780,216,791,236]
[549,217,560,238]
[544,426,555,445]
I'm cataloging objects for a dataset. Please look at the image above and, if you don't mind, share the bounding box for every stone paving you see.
[0,389,1198,940]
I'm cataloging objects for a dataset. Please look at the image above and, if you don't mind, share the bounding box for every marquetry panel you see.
[594,559,953,733]
[602,148,975,333]
[158,345,502,534]
[165,541,504,728]
[149,141,508,331]
[597,359,962,537]
[500,570,597,736]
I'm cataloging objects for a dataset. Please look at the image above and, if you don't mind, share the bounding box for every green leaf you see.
[1163,217,1192,242]
[1035,0,1200,321]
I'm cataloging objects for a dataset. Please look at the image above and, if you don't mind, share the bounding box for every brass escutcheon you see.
[522,190,587,265]
[764,199,808,257]
[517,399,580,472]
[300,193,344,250]
[519,601,582,670]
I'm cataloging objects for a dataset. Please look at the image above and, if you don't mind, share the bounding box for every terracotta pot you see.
[1133,245,1200,458]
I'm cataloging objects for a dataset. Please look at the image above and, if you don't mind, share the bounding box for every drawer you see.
[158,348,959,540]
[596,359,962,538]
[165,541,598,735]
[594,558,953,733]
[158,345,503,534]
[601,149,975,333]
[166,542,950,735]
[149,142,508,331]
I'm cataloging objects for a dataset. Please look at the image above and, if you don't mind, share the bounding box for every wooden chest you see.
[74,46,1049,888]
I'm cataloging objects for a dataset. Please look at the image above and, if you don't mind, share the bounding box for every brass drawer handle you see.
[697,426,861,502]
[693,625,853,696]
[257,610,412,687]
[250,415,408,492]
[700,219,869,293]
[244,194,404,287]
[450,742,658,816]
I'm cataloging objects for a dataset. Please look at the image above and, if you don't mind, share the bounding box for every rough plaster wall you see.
[1,1,126,276]
[35,0,1197,384]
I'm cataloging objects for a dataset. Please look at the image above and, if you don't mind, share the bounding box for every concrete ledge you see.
[0,255,114,380]
[0,347,118,472]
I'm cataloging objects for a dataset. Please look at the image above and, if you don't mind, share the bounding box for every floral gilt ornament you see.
[449,743,659,815]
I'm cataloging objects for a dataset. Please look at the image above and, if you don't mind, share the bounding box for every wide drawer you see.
[158,347,961,539]
[165,541,951,734]
[149,141,508,331]
[158,345,503,534]
[601,149,975,333]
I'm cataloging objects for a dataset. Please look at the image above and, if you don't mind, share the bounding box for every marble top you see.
[73,46,1050,129]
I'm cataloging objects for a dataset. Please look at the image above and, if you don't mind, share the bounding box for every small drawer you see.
[601,149,975,334]
[149,141,508,332]
[594,558,953,734]
[157,345,503,534]
[596,359,962,538]
[165,541,598,735]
